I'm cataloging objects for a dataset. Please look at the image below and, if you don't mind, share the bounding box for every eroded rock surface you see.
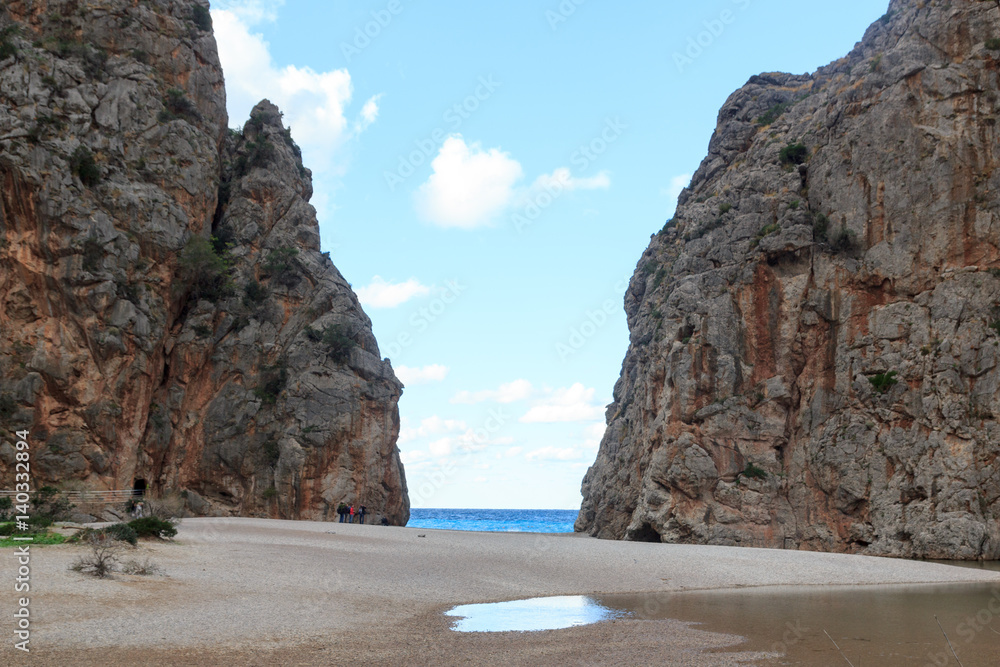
[577,0,1000,559]
[0,0,408,523]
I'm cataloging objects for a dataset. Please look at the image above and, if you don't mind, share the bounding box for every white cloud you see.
[520,383,605,423]
[526,447,582,461]
[473,476,488,483]
[415,135,523,229]
[662,173,692,200]
[360,95,381,126]
[356,276,431,308]
[504,446,523,458]
[451,379,533,405]
[212,6,375,176]
[395,364,449,385]
[213,0,285,23]
[530,167,610,194]
[398,416,467,445]
[429,438,455,457]
[399,450,429,465]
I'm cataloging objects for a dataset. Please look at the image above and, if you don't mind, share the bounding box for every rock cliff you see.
[0,0,408,523]
[577,0,1000,559]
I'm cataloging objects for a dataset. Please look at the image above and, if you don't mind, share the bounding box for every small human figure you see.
[135,501,144,518]
[359,505,367,525]
[380,517,389,526]
[337,503,347,523]
[349,504,355,523]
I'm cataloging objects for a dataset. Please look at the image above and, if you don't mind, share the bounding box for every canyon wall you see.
[0,0,408,523]
[577,0,1000,559]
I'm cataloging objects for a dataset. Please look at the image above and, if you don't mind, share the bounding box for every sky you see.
[210,0,889,509]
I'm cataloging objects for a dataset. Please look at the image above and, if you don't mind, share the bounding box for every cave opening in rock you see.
[629,523,662,543]
[133,478,147,497]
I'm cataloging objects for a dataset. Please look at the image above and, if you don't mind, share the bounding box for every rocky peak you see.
[577,0,1000,559]
[0,0,408,523]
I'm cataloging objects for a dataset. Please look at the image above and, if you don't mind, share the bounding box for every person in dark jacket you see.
[359,505,367,525]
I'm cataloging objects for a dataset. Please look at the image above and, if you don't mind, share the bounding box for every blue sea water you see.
[407,508,577,533]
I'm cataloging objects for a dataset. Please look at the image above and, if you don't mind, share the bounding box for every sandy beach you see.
[3,518,999,666]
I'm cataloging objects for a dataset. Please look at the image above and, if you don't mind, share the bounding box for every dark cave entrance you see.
[133,478,147,497]
[629,523,662,543]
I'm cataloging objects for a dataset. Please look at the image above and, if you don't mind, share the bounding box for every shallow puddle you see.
[597,581,1000,666]
[447,573,1000,665]
[445,595,626,632]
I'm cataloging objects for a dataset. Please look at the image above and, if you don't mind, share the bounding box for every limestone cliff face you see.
[577,0,1000,559]
[0,0,408,523]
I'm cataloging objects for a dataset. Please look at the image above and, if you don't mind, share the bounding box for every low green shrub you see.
[742,463,768,480]
[779,143,808,167]
[868,371,899,394]
[128,517,177,540]
[179,236,233,302]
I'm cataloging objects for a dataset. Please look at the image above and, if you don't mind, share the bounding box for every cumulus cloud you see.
[415,136,523,229]
[530,167,610,194]
[212,5,376,176]
[399,450,429,465]
[451,379,533,405]
[520,383,605,423]
[356,276,431,308]
[395,364,449,385]
[414,135,613,229]
[397,416,467,445]
[504,446,523,458]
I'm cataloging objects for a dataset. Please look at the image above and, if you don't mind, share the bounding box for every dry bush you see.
[121,558,163,576]
[70,533,122,578]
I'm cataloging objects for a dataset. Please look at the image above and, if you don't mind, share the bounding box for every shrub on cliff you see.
[0,24,19,60]
[159,88,201,123]
[868,371,898,394]
[191,5,212,32]
[779,142,808,166]
[306,324,357,363]
[254,363,288,404]
[70,146,101,187]
[179,236,233,301]
[261,246,300,287]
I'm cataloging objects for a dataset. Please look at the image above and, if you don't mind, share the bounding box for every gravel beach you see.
[3,518,999,666]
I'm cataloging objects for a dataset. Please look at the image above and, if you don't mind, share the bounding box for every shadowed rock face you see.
[577,0,1000,559]
[0,0,408,524]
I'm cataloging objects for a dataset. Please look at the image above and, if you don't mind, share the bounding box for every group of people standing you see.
[337,503,366,524]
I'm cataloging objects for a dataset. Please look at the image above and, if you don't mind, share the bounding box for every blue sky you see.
[211,0,889,509]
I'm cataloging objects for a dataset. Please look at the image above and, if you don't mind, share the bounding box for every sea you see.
[407,508,578,533]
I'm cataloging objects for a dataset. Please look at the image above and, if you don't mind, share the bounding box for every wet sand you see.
[3,518,998,666]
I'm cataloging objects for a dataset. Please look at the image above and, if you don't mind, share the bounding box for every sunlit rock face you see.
[0,0,408,524]
[577,0,1000,559]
